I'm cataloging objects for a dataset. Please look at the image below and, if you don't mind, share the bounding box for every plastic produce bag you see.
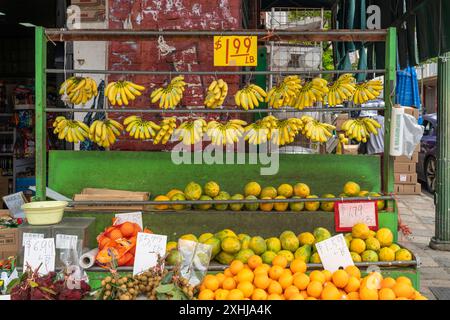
[389,107,424,157]
[57,239,89,290]
[177,239,212,286]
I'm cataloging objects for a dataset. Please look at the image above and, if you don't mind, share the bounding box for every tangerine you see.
[237,268,254,283]
[344,265,361,279]
[251,288,268,300]
[198,289,215,300]
[332,270,349,288]
[203,275,219,291]
[119,222,136,238]
[215,289,229,300]
[284,285,300,300]
[109,229,123,241]
[222,277,237,290]
[278,274,294,290]
[392,282,414,299]
[309,270,326,284]
[272,255,288,268]
[230,260,244,275]
[227,289,245,300]
[267,280,283,295]
[380,277,396,289]
[269,265,284,280]
[321,285,341,300]
[306,281,323,298]
[237,281,254,298]
[379,288,396,300]
[290,259,307,274]
[253,274,271,290]
[247,255,262,270]
[344,276,360,293]
[293,273,310,290]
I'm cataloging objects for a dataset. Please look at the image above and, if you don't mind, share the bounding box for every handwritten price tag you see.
[315,234,354,272]
[55,234,78,249]
[213,36,257,66]
[22,233,44,247]
[2,192,27,218]
[23,238,55,275]
[133,232,167,276]
[114,212,143,229]
[335,201,378,232]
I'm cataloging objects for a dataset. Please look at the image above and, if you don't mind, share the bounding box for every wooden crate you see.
[73,188,150,211]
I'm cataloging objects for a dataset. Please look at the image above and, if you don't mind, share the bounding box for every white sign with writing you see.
[23,238,55,275]
[22,233,44,247]
[55,234,78,249]
[0,295,11,300]
[315,234,354,272]
[2,192,27,219]
[335,201,378,231]
[114,212,143,229]
[133,232,167,276]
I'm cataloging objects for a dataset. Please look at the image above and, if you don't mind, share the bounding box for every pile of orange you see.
[197,254,427,300]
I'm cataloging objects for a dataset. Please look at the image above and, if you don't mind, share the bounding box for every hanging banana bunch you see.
[301,117,336,143]
[244,120,271,145]
[105,81,145,106]
[326,73,356,107]
[336,133,350,154]
[293,78,329,110]
[341,118,382,143]
[153,117,178,145]
[270,118,304,146]
[59,76,98,105]
[353,79,384,105]
[150,76,186,109]
[174,118,207,145]
[88,118,124,148]
[123,115,161,141]
[53,116,90,143]
[266,75,302,109]
[234,84,267,110]
[204,79,228,109]
[206,119,247,146]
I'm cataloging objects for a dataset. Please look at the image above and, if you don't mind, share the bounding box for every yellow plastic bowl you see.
[21,201,68,225]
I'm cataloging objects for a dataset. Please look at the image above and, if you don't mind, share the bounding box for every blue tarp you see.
[396,66,422,124]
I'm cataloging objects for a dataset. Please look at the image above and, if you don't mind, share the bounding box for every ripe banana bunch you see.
[235,84,267,110]
[266,76,302,108]
[153,117,177,145]
[341,118,382,143]
[151,76,186,109]
[105,81,145,106]
[59,77,98,105]
[206,119,247,145]
[204,79,228,108]
[353,79,383,105]
[174,118,207,145]
[302,120,335,143]
[244,121,270,145]
[123,115,161,141]
[270,118,304,146]
[89,118,124,147]
[336,133,350,154]
[53,116,90,143]
[326,73,356,107]
[293,78,329,109]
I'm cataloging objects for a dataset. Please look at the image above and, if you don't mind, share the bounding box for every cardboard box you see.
[343,145,359,155]
[394,162,416,173]
[335,114,349,131]
[399,105,420,119]
[394,151,419,163]
[394,183,422,195]
[0,210,19,259]
[395,173,418,184]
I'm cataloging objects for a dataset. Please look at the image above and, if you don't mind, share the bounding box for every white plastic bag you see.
[390,107,424,157]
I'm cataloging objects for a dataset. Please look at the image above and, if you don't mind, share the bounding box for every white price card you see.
[133,232,167,276]
[0,295,11,300]
[335,200,378,231]
[22,233,44,247]
[114,212,143,229]
[55,234,78,249]
[2,192,27,219]
[315,234,354,272]
[23,238,55,275]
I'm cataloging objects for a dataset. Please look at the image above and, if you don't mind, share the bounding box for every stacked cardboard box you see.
[0,210,19,259]
[393,106,421,194]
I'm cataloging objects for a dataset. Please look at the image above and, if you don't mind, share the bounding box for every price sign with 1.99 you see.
[213,36,257,66]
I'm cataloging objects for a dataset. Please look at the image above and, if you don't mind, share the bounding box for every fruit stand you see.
[5,26,423,300]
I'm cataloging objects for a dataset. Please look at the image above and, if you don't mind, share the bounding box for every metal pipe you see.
[68,195,394,206]
[46,68,386,75]
[45,107,386,114]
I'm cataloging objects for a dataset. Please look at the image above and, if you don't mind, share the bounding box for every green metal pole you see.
[35,26,47,201]
[254,46,267,121]
[430,52,450,251]
[383,27,396,202]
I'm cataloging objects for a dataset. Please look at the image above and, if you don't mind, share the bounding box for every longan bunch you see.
[99,275,140,300]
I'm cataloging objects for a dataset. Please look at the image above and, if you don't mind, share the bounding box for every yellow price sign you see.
[213,36,258,67]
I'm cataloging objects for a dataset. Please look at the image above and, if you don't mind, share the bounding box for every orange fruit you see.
[199,284,206,291]
[392,282,414,299]
[396,276,413,287]
[198,289,215,300]
[321,285,341,300]
[119,222,136,238]
[214,289,229,300]
[380,277,396,289]
[259,197,274,212]
[289,292,305,300]
[290,259,307,274]
[272,255,288,268]
[251,288,268,300]
[254,264,270,275]
[332,270,349,288]
[322,270,332,282]
[154,195,170,210]
[359,286,379,300]
[293,273,310,290]
[344,265,361,279]
[278,274,294,290]
[203,275,219,291]
[216,273,226,287]
[309,270,326,284]
[347,292,360,300]
[237,268,254,283]
[237,281,254,298]
[230,260,244,275]
[267,293,283,300]
[379,288,396,300]
[109,228,123,241]
[281,269,293,277]
[224,268,233,277]
[300,290,308,299]
[222,277,237,290]
[268,265,284,280]
[306,297,317,300]
[306,281,323,298]
[284,285,300,300]
[323,281,336,288]
[227,289,245,300]
[253,274,271,290]
[99,236,112,249]
[267,280,283,295]
[247,255,262,270]
[344,276,360,293]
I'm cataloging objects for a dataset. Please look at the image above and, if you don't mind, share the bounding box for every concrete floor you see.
[397,192,450,300]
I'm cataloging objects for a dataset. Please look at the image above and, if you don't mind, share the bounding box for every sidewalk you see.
[397,193,450,300]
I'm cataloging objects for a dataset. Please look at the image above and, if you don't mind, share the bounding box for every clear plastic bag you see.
[177,239,212,286]
[57,239,89,290]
